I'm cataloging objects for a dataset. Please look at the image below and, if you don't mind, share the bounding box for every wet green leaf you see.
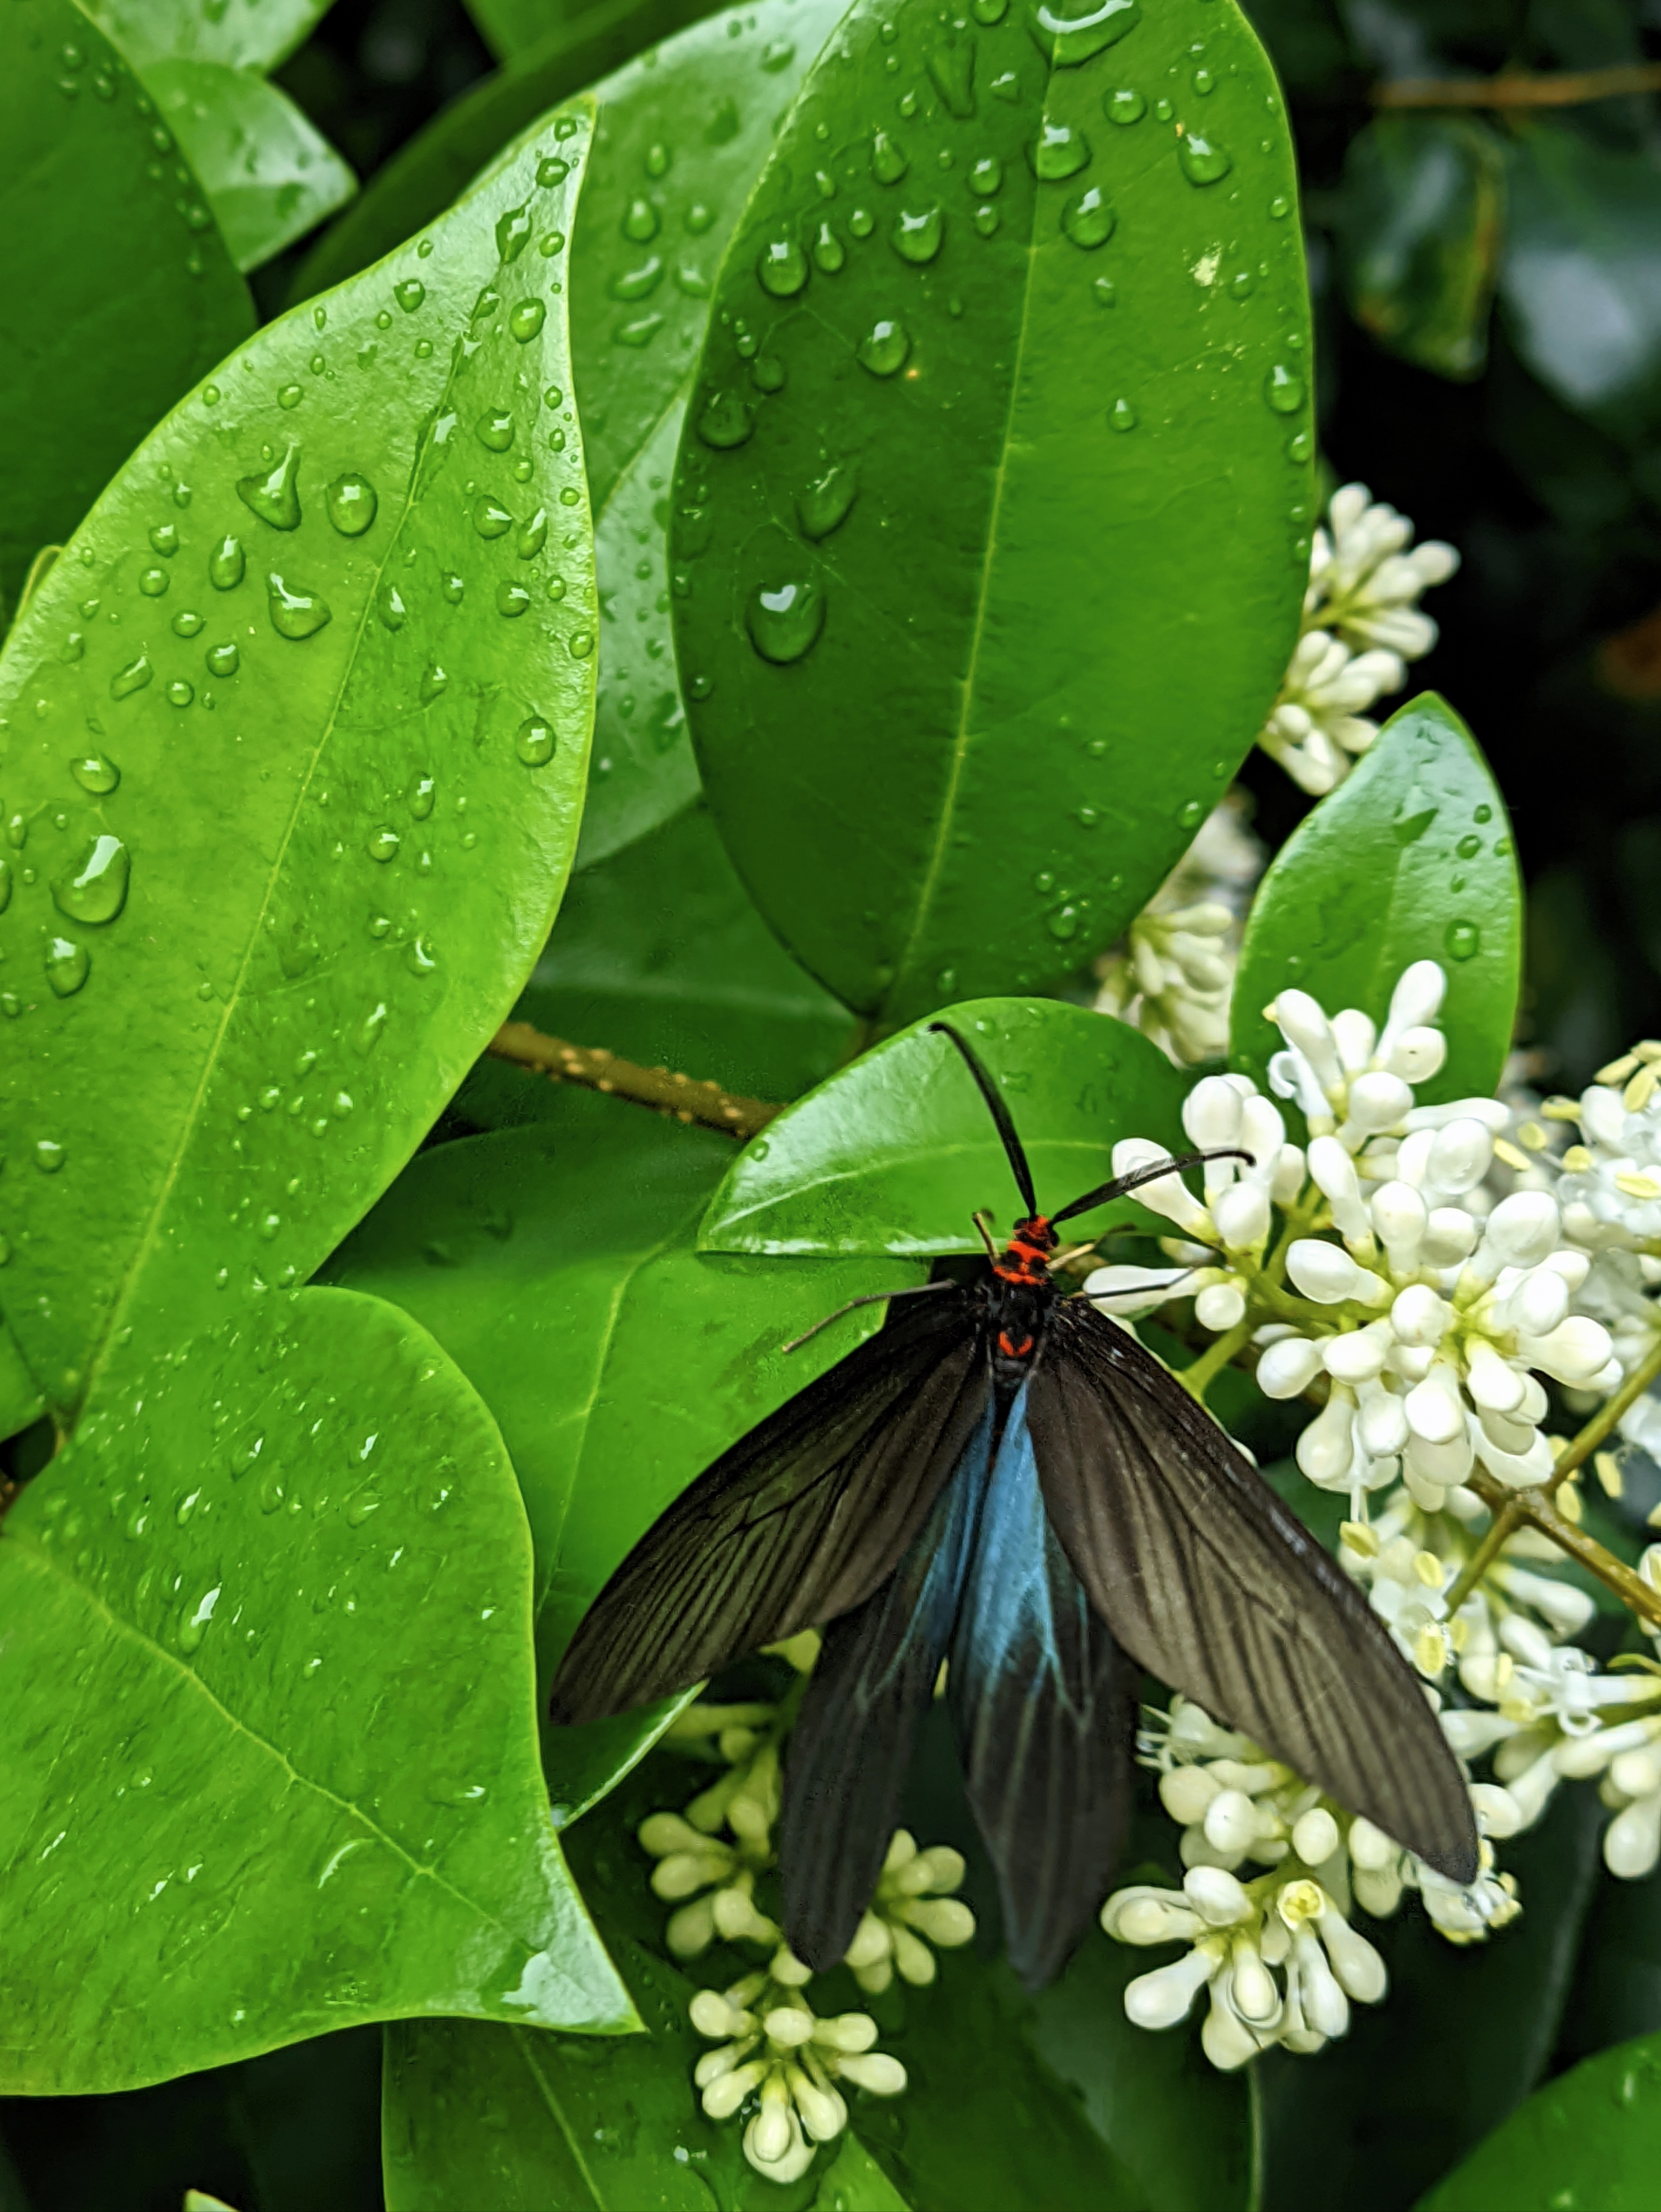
[1416,2030,1661,2212]
[0,1288,630,2095]
[83,0,332,73]
[673,0,1312,1026]
[0,114,597,1428]
[455,802,855,1132]
[1338,115,1506,382]
[0,1315,43,1446]
[0,0,254,607]
[323,1093,921,1812]
[1231,694,1521,1108]
[699,997,1189,1257]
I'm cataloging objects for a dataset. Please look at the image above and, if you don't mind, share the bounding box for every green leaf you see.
[1337,115,1506,382]
[1415,2031,1661,2212]
[0,1313,43,1447]
[0,0,254,608]
[468,0,601,63]
[0,1287,631,2095]
[0,113,597,1428]
[1231,694,1522,1108]
[1555,1850,1661,2069]
[699,997,1189,1257]
[138,61,356,274]
[1256,1786,1606,2212]
[82,0,333,74]
[322,1093,922,1812]
[672,0,1312,1027]
[1501,123,1661,444]
[456,802,855,1133]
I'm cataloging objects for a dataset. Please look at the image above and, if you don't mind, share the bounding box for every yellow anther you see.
[1541,1097,1582,1122]
[1413,1622,1450,1677]
[1340,1519,1380,1558]
[1412,1549,1446,1588]
[1598,1054,1641,1086]
[1560,1146,1593,1174]
[1448,1614,1470,1652]
[1556,1479,1583,1524]
[1617,1172,1661,1201]
[1492,1138,1529,1172]
[1518,1121,1549,1151]
[1596,1451,1625,1499]
[1494,1652,1514,1688]
[1625,1065,1661,1114]
[1637,1039,1661,1063]
[1276,1878,1326,1927]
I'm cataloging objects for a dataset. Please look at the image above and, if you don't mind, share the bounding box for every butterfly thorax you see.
[987,1214,1059,1377]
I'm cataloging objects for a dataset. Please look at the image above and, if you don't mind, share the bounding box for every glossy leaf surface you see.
[1231,694,1521,1108]
[700,997,1189,1256]
[323,1093,921,1809]
[0,117,596,1425]
[673,0,1312,1025]
[456,802,855,1132]
[83,0,332,73]
[1417,2030,1661,2212]
[1338,115,1505,382]
[0,1318,43,1446]
[0,1288,630,2095]
[0,0,254,607]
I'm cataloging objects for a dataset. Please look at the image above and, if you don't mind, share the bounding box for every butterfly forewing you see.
[1027,1300,1479,1884]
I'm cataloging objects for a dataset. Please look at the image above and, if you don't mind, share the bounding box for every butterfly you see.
[549,1020,1478,1987]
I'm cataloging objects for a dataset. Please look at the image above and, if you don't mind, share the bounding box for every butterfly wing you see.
[947,1388,1137,1989]
[548,1290,988,1725]
[780,1402,994,1972]
[1027,1299,1479,1884]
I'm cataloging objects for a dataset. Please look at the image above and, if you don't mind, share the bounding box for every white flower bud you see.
[1308,1136,1372,1243]
[1271,1143,1308,1208]
[1297,1386,1358,1487]
[1204,1789,1266,1855]
[1229,1939,1280,2024]
[1404,1363,1465,1446]
[1213,1181,1271,1253]
[1468,1784,1524,1838]
[1184,1865,1252,1925]
[690,1990,743,2038]
[1086,1264,1183,1316]
[1503,1566,1595,1638]
[1422,1207,1480,1266]
[791,2076,848,2144]
[1124,1947,1217,2028]
[1317,1908,1387,2002]
[1344,1071,1414,1135]
[1331,1007,1378,1074]
[1611,1748,1661,1799]
[1347,1816,1395,1872]
[1273,990,1345,1092]
[1288,1241,1369,1304]
[653,1850,732,1899]
[1425,1120,1493,1199]
[1504,1268,1570,1338]
[1465,1340,1526,1414]
[902,1897,975,1946]
[1110,1141,1213,1237]
[1357,1378,1410,1456]
[1391,1283,1450,1347]
[1385,1027,1447,1084]
[813,2013,878,2055]
[1258,1334,1326,1399]
[763,2007,816,2048]
[1291,1927,1350,2039]
[703,2061,767,2118]
[1194,1282,1247,1331]
[1161,1765,1223,1823]
[1108,1891,1203,1944]
[1183,1075,1245,1150]
[1383,958,1446,1037]
[1371,1180,1428,1271]
[837,2052,908,2094]
[1607,1793,1661,1880]
[1521,1316,1615,1385]
[1478,1191,1562,1272]
[1202,1989,1264,2070]
[1292,1809,1340,1865]
[1323,1327,1389,1385]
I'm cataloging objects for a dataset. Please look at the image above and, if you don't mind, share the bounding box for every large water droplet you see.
[970,156,1003,195]
[379,584,406,631]
[891,206,944,264]
[622,196,660,242]
[209,535,245,590]
[758,237,809,296]
[927,40,976,118]
[366,826,400,862]
[395,277,426,312]
[267,573,332,640]
[138,567,169,598]
[1063,185,1114,247]
[110,655,152,699]
[34,1138,66,1173]
[510,299,546,341]
[747,579,825,664]
[1046,904,1081,942]
[495,203,533,261]
[473,495,513,538]
[326,472,377,537]
[1264,364,1306,414]
[537,155,570,188]
[237,445,302,531]
[420,663,449,703]
[1106,87,1146,124]
[812,221,846,274]
[697,390,753,447]
[515,712,556,766]
[872,130,909,185]
[1177,129,1232,186]
[476,409,515,452]
[1029,122,1090,180]
[857,319,910,377]
[149,522,179,557]
[1031,0,1140,66]
[405,935,438,976]
[44,937,88,996]
[53,832,129,924]
[1444,919,1481,963]
[1109,397,1137,432]
[797,463,858,541]
[496,582,532,617]
[72,752,119,795]
[610,256,662,301]
[207,643,239,677]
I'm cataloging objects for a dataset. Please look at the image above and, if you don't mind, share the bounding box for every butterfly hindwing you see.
[1027,1299,1478,1884]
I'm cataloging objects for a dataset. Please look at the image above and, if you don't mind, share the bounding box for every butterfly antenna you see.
[1052,1147,1256,1226]
[929,1022,1038,1217]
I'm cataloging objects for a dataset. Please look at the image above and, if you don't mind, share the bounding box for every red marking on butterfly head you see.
[992,1214,1056,1288]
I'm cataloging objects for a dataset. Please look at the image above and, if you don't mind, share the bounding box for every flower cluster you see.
[1257,483,1458,794]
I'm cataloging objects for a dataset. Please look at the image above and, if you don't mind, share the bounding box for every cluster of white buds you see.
[1095,794,1268,1067]
[1257,482,1458,794]
[1101,1700,1517,2066]
[639,1702,783,1957]
[843,1830,976,1993]
[691,1950,906,2184]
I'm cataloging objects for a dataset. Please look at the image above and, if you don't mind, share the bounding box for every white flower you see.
[842,1829,975,1993]
[1257,630,1407,796]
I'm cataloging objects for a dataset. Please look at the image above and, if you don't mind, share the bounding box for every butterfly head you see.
[993,1215,1057,1287]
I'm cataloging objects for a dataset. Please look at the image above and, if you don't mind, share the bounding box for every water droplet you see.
[1264,364,1306,414]
[326,472,378,535]
[209,535,245,590]
[473,495,513,538]
[537,155,570,188]
[857,319,910,376]
[970,156,1003,195]
[516,715,556,765]
[72,752,119,795]
[797,463,858,541]
[1178,130,1232,186]
[267,573,331,641]
[974,0,1008,17]
[366,827,400,863]
[1286,428,1312,463]
[172,610,205,640]
[974,204,1001,236]
[110,655,152,700]
[379,584,407,631]
[421,664,449,702]
[1106,86,1146,123]
[1109,397,1137,431]
[476,409,516,453]
[569,632,595,659]
[44,938,87,996]
[1032,0,1141,66]
[927,40,976,117]
[277,384,303,411]
[623,196,660,243]
[1177,798,1204,829]
[495,202,533,261]
[1092,275,1117,307]
[496,582,532,618]
[405,934,438,976]
[517,508,548,560]
[1031,123,1091,182]
[1063,185,1114,247]
[872,130,909,185]
[34,1138,66,1172]
[891,205,944,264]
[510,298,546,341]
[1046,904,1081,942]
[1456,833,1481,860]
[757,237,809,297]
[812,221,845,274]
[697,390,753,447]
[1444,919,1481,963]
[237,445,302,531]
[138,567,169,598]
[53,833,128,924]
[149,523,179,557]
[1154,96,1173,121]
[167,678,193,708]
[747,579,825,664]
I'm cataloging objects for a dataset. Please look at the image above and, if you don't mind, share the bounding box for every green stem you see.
[1180,1319,1255,1404]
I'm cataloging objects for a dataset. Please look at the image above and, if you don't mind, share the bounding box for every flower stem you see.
[1443,1498,1524,1618]
[1180,1319,1255,1404]
[1555,1330,1661,1483]
[1374,61,1661,109]
[489,1021,782,1139]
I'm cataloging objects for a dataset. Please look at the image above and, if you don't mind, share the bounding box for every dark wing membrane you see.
[948,1392,1136,1989]
[548,1291,988,1725]
[1028,1301,1479,1884]
[781,1407,993,1972]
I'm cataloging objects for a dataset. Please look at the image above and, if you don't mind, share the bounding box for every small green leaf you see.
[1416,2032,1661,2212]
[1231,694,1521,1107]
[1338,116,1506,382]
[0,1288,630,2095]
[323,1094,922,1811]
[811,2136,914,2210]
[673,0,1312,1025]
[0,114,596,1426]
[82,0,332,74]
[0,0,254,606]
[699,998,1189,1257]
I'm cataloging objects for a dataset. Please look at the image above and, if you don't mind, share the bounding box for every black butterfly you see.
[549,1022,1478,1987]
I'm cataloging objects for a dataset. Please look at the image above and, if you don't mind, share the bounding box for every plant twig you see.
[1465,1468,1661,1631]
[488,1022,783,1141]
[1373,63,1661,110]
[1444,1496,1525,1618]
